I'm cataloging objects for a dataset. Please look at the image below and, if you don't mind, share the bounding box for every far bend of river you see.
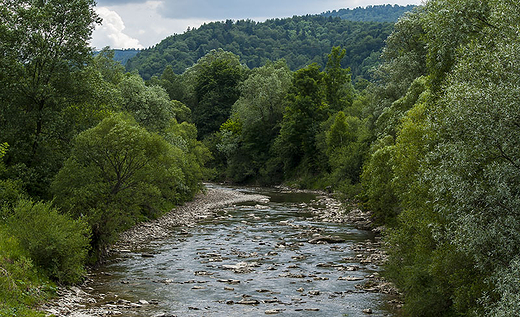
[87,185,399,317]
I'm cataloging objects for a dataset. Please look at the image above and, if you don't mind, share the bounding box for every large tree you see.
[0,0,101,197]
[183,49,246,139]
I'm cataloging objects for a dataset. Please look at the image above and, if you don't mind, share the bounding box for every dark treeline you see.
[322,4,416,22]
[126,15,394,81]
[2,0,520,316]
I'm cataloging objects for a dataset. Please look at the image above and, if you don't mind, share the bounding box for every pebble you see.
[265,309,282,314]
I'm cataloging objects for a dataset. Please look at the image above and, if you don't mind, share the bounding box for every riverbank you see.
[41,185,400,316]
[41,186,268,316]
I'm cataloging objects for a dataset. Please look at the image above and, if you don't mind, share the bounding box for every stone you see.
[237,299,260,305]
[363,308,373,314]
[265,309,282,314]
[308,235,345,244]
[338,276,364,281]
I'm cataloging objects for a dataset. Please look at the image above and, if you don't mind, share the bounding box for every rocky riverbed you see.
[41,185,400,317]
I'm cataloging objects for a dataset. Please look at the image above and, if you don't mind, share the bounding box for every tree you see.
[274,63,326,177]
[430,34,520,316]
[52,114,193,251]
[379,1,520,315]
[325,111,369,190]
[0,0,101,198]
[222,60,292,183]
[119,74,191,133]
[323,46,354,113]
[184,49,245,139]
[7,199,90,284]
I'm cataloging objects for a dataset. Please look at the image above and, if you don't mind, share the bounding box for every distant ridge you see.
[125,5,416,80]
[322,4,416,23]
[93,48,141,65]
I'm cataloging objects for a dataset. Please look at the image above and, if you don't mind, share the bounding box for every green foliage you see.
[219,60,292,183]
[94,48,140,66]
[274,63,327,176]
[360,135,398,224]
[325,111,369,190]
[119,73,190,132]
[366,1,520,316]
[184,49,245,139]
[126,16,394,81]
[52,114,197,251]
[323,47,354,113]
[163,120,213,191]
[322,4,417,23]
[367,7,428,127]
[6,199,90,284]
[0,225,53,317]
[0,0,101,199]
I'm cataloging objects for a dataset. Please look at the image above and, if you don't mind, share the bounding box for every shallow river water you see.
[86,185,398,317]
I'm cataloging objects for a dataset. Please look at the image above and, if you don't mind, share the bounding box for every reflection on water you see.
[88,186,397,316]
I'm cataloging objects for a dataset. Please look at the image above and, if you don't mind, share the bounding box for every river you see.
[77,185,399,316]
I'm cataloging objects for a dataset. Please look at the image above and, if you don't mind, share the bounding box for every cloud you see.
[96,0,421,20]
[156,0,348,19]
[91,7,144,49]
[91,0,424,49]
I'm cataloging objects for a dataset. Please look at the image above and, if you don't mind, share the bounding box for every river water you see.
[86,185,398,316]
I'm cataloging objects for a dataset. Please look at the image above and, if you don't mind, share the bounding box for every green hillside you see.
[94,48,140,65]
[322,4,416,22]
[126,15,394,80]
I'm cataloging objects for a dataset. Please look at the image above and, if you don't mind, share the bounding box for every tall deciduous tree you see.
[323,46,354,113]
[184,49,245,139]
[0,0,101,197]
[274,63,326,176]
[52,114,193,252]
[221,60,292,183]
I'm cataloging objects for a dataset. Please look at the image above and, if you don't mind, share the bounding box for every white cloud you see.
[91,1,210,49]
[91,0,424,49]
[91,7,144,49]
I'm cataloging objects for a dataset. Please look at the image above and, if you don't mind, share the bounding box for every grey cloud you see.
[155,0,345,20]
[96,0,148,6]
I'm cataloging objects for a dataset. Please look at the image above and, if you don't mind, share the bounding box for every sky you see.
[90,0,423,50]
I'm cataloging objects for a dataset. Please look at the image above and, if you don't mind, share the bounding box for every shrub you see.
[7,199,90,284]
[52,114,197,253]
[0,224,55,316]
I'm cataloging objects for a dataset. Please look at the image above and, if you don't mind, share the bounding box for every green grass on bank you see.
[0,225,56,317]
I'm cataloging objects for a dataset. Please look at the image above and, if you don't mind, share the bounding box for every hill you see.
[125,15,395,80]
[322,4,416,22]
[113,49,140,65]
[93,48,140,65]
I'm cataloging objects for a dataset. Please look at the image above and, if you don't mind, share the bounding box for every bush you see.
[7,199,90,284]
[52,114,200,253]
[0,225,55,316]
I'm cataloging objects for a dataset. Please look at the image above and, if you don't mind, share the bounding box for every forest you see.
[125,15,395,81]
[322,4,416,22]
[1,0,520,316]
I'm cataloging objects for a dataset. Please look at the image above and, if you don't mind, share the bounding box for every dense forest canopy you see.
[322,4,416,22]
[125,15,394,80]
